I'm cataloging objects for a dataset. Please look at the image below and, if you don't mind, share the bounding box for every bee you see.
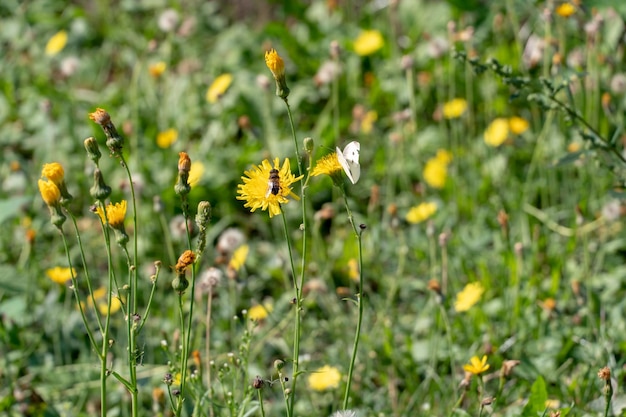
[265,168,281,197]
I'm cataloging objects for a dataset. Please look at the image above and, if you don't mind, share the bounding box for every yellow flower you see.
[149,61,167,78]
[45,30,67,56]
[265,49,285,79]
[555,2,576,17]
[463,355,490,375]
[96,200,127,228]
[361,110,377,134]
[90,287,122,315]
[353,30,384,56]
[423,150,453,189]
[484,118,510,147]
[206,73,233,103]
[38,179,61,206]
[568,142,582,153]
[265,49,289,99]
[308,365,342,391]
[311,152,342,177]
[237,158,303,218]
[508,116,529,135]
[442,98,468,119]
[248,303,272,321]
[41,163,65,187]
[229,244,249,271]
[406,202,437,224]
[188,161,204,187]
[454,282,484,312]
[348,258,359,282]
[46,266,75,285]
[156,128,178,148]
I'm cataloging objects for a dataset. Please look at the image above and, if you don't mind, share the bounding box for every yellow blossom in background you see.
[423,150,453,189]
[38,179,61,206]
[545,399,561,409]
[406,202,437,224]
[206,73,233,103]
[45,30,67,56]
[353,30,384,56]
[348,258,359,282]
[311,152,342,178]
[237,158,303,218]
[96,200,127,228]
[484,118,510,147]
[188,161,205,187]
[442,98,468,119]
[90,287,122,315]
[228,244,249,271]
[46,266,75,285]
[508,116,529,135]
[360,110,378,134]
[454,282,484,312]
[156,128,178,149]
[149,61,167,78]
[463,355,490,375]
[568,142,582,153]
[308,365,342,391]
[555,2,576,17]
[248,303,272,321]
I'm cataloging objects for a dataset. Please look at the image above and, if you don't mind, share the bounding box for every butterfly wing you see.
[343,141,360,183]
[336,146,355,183]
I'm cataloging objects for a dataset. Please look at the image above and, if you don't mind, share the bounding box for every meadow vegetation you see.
[2,1,626,416]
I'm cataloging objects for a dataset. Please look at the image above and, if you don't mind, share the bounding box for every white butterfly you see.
[336,141,360,184]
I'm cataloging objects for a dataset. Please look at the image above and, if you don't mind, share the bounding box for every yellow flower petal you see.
[206,73,233,103]
[463,355,490,375]
[46,266,76,285]
[354,30,384,56]
[38,179,61,206]
[149,61,167,78]
[308,365,342,391]
[248,303,272,321]
[188,161,204,187]
[156,128,178,149]
[442,98,467,119]
[406,202,437,224]
[555,2,576,17]
[509,116,529,135]
[484,118,510,147]
[454,282,484,312]
[228,244,249,271]
[311,152,342,177]
[45,30,68,56]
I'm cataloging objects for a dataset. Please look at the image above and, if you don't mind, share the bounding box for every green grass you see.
[2,1,626,416]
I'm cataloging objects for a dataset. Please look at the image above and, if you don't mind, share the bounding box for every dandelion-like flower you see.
[248,303,272,321]
[38,179,61,207]
[46,266,75,285]
[423,150,453,189]
[555,2,576,17]
[156,128,178,148]
[206,73,233,103]
[463,355,490,375]
[353,30,384,56]
[509,116,529,135]
[308,365,342,391]
[41,162,73,204]
[442,98,468,119]
[406,202,437,224]
[311,152,343,184]
[484,118,510,147]
[237,158,303,218]
[454,282,484,312]
[89,287,122,315]
[265,49,289,99]
[45,30,68,56]
[228,244,249,271]
[96,200,127,229]
[149,61,167,78]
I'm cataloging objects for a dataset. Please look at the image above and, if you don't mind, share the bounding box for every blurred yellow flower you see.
[509,116,529,135]
[237,158,303,218]
[406,202,437,224]
[454,282,484,312]
[555,2,576,17]
[156,128,178,149]
[484,118,509,147]
[361,110,377,133]
[248,303,272,321]
[348,258,359,282]
[41,162,65,187]
[96,200,127,228]
[568,142,582,153]
[206,73,233,103]
[46,266,75,285]
[463,355,490,375]
[149,61,167,78]
[442,98,467,119]
[229,244,249,271]
[354,30,384,56]
[311,152,342,178]
[423,150,453,189]
[188,161,204,187]
[45,30,67,56]
[38,179,61,206]
[90,287,122,315]
[308,365,342,391]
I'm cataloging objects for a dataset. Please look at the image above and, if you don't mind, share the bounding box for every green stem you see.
[257,389,266,417]
[341,188,364,410]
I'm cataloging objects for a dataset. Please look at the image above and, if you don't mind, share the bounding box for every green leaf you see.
[521,375,548,417]
[0,196,30,224]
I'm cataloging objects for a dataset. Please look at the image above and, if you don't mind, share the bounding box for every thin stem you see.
[257,389,266,417]
[341,188,364,410]
[206,287,215,417]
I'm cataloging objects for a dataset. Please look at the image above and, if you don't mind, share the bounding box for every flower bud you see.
[90,168,112,201]
[84,137,102,163]
[303,137,314,154]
